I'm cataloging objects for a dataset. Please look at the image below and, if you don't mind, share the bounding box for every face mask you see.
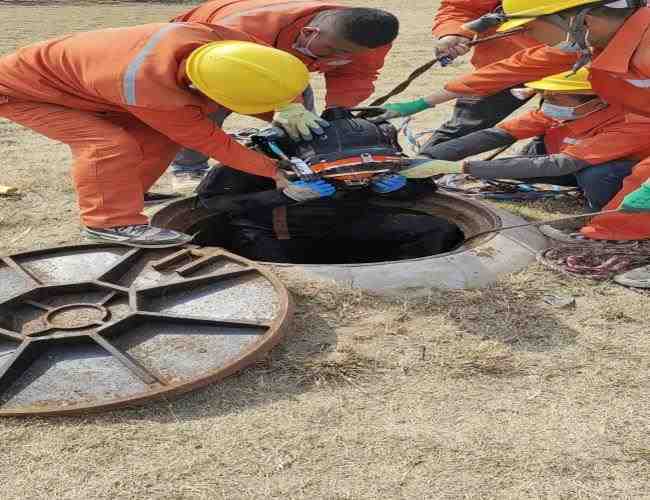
[541,99,606,121]
[541,102,578,121]
[293,28,320,58]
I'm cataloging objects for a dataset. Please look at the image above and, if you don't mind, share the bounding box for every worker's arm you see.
[129,106,278,178]
[420,127,516,160]
[464,153,590,179]
[444,45,579,97]
[323,45,391,107]
[378,47,578,114]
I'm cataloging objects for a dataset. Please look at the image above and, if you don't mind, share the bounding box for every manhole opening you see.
[189,203,465,265]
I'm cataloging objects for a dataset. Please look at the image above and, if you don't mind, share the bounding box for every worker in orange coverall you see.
[426,0,568,148]
[0,23,337,247]
[374,0,650,242]
[166,1,400,187]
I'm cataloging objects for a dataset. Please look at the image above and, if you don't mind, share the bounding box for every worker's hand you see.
[283,179,336,202]
[368,98,434,123]
[273,103,330,142]
[400,157,464,178]
[370,174,407,194]
[620,183,650,212]
[435,35,471,60]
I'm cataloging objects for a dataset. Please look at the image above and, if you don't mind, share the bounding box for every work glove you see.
[368,98,434,123]
[273,103,329,142]
[400,158,464,179]
[620,182,650,212]
[370,174,407,194]
[282,179,336,202]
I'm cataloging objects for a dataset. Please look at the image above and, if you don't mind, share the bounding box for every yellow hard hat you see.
[497,0,603,31]
[186,41,309,115]
[525,68,594,93]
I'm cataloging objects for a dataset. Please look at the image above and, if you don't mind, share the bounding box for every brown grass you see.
[1,1,649,498]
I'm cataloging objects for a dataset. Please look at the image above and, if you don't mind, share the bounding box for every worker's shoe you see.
[84,224,193,248]
[538,225,588,244]
[614,265,650,289]
[539,212,592,243]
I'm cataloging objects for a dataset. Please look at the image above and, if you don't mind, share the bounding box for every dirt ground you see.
[0,1,649,499]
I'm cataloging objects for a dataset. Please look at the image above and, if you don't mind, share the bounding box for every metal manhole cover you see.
[0,244,292,416]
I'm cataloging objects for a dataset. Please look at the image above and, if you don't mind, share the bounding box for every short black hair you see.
[332,8,399,48]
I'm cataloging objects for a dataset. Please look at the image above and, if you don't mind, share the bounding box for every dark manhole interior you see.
[190,204,466,265]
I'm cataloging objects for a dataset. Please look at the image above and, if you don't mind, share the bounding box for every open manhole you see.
[153,193,549,293]
[0,244,291,416]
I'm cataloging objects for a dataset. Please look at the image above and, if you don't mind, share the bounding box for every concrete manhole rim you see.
[152,193,549,291]
[0,244,293,417]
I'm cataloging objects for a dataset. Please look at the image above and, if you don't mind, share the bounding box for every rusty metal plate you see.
[0,244,292,416]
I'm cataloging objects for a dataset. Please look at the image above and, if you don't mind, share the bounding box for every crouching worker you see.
[194,165,464,264]
[0,23,312,247]
[420,69,650,237]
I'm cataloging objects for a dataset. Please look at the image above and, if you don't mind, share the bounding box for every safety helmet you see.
[525,67,594,93]
[497,0,633,31]
[186,41,309,115]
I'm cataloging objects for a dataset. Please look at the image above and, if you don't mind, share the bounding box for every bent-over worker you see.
[167,1,399,186]
[0,23,321,247]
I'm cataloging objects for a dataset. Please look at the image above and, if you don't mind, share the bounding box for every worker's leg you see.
[581,158,650,240]
[574,160,636,211]
[0,100,167,228]
[422,88,528,149]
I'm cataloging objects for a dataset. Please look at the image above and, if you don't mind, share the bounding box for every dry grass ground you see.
[0,2,649,498]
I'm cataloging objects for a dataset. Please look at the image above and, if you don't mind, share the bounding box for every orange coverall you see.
[432,0,540,68]
[173,0,391,108]
[498,107,650,165]
[0,23,278,229]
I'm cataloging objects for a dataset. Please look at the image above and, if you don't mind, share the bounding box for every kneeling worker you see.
[0,23,320,247]
[420,69,650,238]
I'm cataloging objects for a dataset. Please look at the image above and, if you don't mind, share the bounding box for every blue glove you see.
[283,179,336,202]
[371,174,407,194]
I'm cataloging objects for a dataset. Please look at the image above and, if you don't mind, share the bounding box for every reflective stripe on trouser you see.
[171,85,316,168]
[0,99,179,227]
[581,158,650,240]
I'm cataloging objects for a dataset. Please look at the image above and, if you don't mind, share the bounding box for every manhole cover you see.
[0,244,291,416]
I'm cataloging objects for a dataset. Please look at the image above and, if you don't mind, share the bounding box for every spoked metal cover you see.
[0,244,292,416]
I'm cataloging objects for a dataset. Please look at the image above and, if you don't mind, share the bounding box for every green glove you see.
[400,158,464,178]
[620,182,650,212]
[369,98,432,122]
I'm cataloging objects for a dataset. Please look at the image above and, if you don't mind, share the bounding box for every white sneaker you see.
[84,224,193,248]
